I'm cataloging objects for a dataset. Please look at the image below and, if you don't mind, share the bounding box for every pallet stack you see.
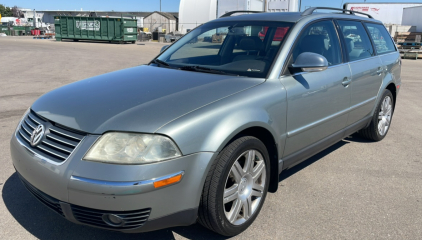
[394,32,422,43]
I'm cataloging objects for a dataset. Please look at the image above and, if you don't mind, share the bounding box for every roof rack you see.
[301,7,373,19]
[220,10,264,18]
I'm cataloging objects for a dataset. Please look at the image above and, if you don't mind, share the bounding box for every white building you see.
[402,6,422,32]
[179,0,299,33]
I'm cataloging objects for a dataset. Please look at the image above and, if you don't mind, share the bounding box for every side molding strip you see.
[281,116,372,171]
[287,97,376,138]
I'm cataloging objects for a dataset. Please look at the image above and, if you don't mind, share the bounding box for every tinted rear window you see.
[364,23,396,54]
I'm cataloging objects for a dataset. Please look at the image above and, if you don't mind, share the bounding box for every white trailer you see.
[217,0,265,17]
[402,6,422,32]
[0,17,18,25]
[344,2,422,25]
[266,0,299,12]
[179,0,299,34]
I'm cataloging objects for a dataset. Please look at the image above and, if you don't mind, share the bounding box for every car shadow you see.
[279,140,349,182]
[2,173,228,240]
[344,133,375,143]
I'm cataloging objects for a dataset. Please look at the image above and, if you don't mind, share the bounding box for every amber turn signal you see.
[153,173,183,188]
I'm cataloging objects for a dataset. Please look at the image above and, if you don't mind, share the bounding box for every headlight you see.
[83,132,182,164]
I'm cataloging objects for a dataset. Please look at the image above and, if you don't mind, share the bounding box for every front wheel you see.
[359,89,394,141]
[198,136,270,236]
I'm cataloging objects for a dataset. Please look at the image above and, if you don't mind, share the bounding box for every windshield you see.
[154,21,293,78]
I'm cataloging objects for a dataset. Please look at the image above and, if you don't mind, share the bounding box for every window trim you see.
[267,22,297,78]
[336,19,377,62]
[333,19,349,63]
[362,21,378,56]
[363,22,398,56]
[280,18,345,76]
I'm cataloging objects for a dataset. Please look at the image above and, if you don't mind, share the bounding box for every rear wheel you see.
[198,136,270,236]
[359,89,394,141]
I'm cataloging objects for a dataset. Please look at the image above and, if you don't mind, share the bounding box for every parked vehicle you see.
[258,26,289,41]
[164,32,183,42]
[10,7,401,236]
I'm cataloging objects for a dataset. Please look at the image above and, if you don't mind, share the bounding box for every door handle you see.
[342,77,352,87]
[376,67,383,75]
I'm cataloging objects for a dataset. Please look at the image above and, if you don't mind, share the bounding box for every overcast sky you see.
[2,0,422,12]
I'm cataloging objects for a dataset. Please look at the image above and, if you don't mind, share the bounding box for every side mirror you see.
[160,45,170,53]
[291,52,328,72]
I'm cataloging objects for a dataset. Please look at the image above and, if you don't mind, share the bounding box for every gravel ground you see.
[0,36,421,240]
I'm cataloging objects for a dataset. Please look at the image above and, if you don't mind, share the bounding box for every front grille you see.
[18,174,64,217]
[16,110,85,164]
[71,205,151,230]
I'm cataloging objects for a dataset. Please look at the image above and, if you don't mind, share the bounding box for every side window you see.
[291,20,342,66]
[337,20,375,61]
[364,23,396,54]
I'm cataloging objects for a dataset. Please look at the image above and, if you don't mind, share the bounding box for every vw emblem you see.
[30,125,45,147]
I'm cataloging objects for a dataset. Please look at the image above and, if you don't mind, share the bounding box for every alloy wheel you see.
[223,150,266,225]
[378,96,392,136]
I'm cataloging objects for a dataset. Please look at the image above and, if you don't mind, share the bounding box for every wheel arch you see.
[218,126,280,193]
[386,82,397,109]
[368,80,397,127]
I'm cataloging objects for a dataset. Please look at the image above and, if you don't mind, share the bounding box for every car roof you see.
[210,11,382,24]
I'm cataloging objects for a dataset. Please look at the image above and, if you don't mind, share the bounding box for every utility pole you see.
[160,0,161,12]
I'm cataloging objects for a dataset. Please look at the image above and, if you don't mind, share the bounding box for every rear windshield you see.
[155,21,293,78]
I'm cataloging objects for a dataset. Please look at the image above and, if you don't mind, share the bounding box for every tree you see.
[0,4,13,17]
[12,6,24,18]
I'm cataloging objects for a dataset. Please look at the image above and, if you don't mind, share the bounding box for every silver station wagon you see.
[10,7,401,236]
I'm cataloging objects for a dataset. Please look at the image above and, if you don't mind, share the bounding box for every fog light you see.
[102,214,125,227]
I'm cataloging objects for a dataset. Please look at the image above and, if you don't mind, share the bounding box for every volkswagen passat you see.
[10,8,401,236]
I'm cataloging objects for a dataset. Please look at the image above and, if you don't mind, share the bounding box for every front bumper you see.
[10,132,215,232]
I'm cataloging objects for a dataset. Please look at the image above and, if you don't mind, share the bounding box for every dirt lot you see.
[0,37,421,239]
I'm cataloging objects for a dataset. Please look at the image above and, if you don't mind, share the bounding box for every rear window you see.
[364,23,396,54]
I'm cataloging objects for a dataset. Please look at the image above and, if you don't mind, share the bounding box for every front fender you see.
[156,80,287,157]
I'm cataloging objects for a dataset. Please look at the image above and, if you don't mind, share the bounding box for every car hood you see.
[32,65,264,134]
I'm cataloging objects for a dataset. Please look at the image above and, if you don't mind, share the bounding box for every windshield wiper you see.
[178,66,239,76]
[151,59,170,67]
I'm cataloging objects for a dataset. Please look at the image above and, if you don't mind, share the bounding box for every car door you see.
[280,20,352,160]
[336,20,383,126]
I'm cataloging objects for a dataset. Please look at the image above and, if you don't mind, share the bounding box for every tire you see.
[358,89,394,141]
[198,136,270,236]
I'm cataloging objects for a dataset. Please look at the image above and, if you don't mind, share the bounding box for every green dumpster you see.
[25,26,34,35]
[13,26,25,31]
[13,27,25,36]
[54,16,137,43]
[0,27,10,36]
